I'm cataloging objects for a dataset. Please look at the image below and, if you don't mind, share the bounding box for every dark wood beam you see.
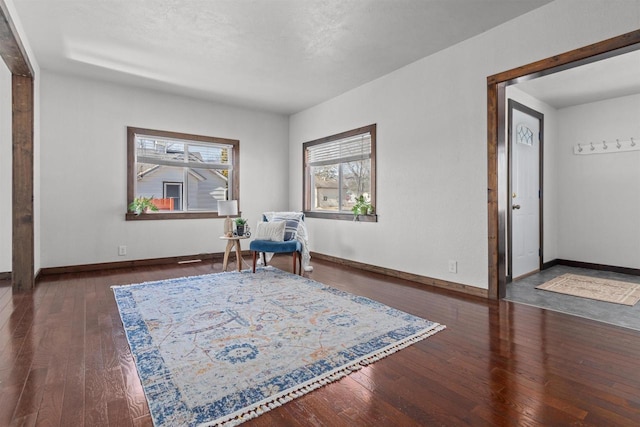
[12,74,34,291]
[0,0,33,77]
[0,1,35,290]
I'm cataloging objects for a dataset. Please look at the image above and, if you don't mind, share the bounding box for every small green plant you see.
[234,217,249,236]
[351,195,374,220]
[128,196,159,215]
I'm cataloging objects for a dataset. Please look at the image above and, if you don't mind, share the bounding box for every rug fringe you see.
[198,323,446,427]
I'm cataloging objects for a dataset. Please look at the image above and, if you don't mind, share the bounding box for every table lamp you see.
[217,200,238,236]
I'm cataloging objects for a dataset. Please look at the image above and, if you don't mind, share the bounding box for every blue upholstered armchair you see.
[250,213,304,275]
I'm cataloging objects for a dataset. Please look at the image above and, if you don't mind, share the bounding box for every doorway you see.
[508,100,543,281]
[486,29,640,300]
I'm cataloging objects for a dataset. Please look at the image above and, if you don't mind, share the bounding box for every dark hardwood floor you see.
[1,256,640,426]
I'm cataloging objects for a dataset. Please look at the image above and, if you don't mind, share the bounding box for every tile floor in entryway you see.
[505,265,640,331]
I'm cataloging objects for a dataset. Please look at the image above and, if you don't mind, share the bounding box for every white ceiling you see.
[12,0,553,114]
[514,48,640,109]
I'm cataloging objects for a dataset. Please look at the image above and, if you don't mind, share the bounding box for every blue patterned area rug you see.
[112,267,445,426]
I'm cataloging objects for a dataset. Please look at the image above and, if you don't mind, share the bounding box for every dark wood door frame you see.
[0,1,36,291]
[507,100,544,283]
[487,29,640,300]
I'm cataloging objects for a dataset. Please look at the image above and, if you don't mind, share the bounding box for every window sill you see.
[303,211,378,222]
[125,212,232,221]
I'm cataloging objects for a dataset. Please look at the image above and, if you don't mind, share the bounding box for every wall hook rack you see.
[574,137,640,155]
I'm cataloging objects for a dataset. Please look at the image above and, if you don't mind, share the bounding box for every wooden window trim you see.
[304,211,377,222]
[126,126,240,221]
[302,124,377,222]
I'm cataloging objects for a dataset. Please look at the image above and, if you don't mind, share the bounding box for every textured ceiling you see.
[12,0,553,114]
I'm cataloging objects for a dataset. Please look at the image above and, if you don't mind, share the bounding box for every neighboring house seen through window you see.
[127,127,239,220]
[303,124,376,221]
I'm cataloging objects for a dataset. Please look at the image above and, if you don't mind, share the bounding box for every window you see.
[163,182,183,210]
[303,124,376,221]
[127,127,239,220]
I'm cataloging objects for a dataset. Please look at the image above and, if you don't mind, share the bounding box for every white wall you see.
[557,94,640,268]
[289,0,640,289]
[39,71,289,268]
[0,62,10,273]
[506,86,559,264]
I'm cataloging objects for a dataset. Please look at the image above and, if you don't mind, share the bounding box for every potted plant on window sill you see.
[128,196,159,216]
[352,195,374,221]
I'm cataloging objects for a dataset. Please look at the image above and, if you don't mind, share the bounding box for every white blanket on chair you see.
[264,212,312,271]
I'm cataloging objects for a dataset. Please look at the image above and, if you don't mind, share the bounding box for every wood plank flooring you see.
[1,257,639,426]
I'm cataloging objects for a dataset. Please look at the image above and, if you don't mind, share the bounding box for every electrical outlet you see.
[448,260,457,273]
[118,245,127,256]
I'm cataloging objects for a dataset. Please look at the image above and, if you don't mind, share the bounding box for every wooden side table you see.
[219,236,250,272]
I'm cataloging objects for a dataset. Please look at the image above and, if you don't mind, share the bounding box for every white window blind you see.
[307,133,371,167]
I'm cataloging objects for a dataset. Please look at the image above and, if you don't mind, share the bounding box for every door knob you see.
[512,204,521,210]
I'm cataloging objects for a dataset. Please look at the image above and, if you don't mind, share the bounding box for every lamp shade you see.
[217,200,238,216]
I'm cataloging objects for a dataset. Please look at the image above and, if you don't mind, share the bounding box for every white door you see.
[511,106,541,279]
